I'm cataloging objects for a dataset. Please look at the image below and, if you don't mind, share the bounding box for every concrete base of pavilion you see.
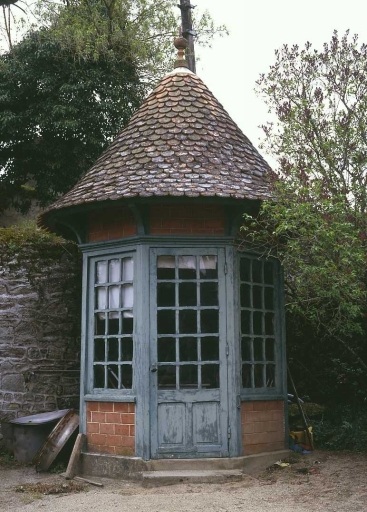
[79,450,291,483]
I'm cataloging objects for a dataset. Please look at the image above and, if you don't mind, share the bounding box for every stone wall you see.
[0,233,81,423]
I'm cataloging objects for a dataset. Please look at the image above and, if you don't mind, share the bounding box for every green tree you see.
[241,31,367,401]
[0,0,225,210]
[0,27,144,211]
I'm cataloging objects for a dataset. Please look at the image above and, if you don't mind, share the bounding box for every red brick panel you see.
[88,207,137,242]
[149,204,225,235]
[241,400,285,455]
[86,401,135,455]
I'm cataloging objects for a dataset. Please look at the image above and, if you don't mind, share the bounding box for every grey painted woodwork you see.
[149,248,230,458]
[79,238,286,460]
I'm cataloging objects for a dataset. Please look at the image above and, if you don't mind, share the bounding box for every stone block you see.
[1,374,25,392]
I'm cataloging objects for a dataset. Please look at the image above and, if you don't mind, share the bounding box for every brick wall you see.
[241,400,285,455]
[86,401,135,455]
[87,203,226,241]
[88,208,136,242]
[149,204,225,235]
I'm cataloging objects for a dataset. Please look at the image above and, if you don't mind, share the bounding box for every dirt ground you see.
[1,450,366,512]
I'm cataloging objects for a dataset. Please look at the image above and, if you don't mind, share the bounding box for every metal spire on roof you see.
[178,0,196,73]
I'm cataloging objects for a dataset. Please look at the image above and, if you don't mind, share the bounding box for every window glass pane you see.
[201,336,219,361]
[109,285,120,309]
[96,261,107,284]
[200,309,218,334]
[264,287,274,310]
[241,337,252,361]
[158,337,176,362]
[252,311,263,334]
[108,338,119,361]
[94,365,105,388]
[121,337,133,361]
[121,365,132,389]
[265,313,274,335]
[108,317,119,335]
[240,258,250,282]
[180,337,197,362]
[264,261,274,285]
[200,282,218,306]
[180,364,198,388]
[157,282,175,307]
[122,257,134,281]
[266,365,275,387]
[94,339,105,362]
[241,310,250,334]
[199,256,218,279]
[265,339,275,361]
[252,260,262,283]
[97,287,107,310]
[253,286,263,309]
[158,365,176,389]
[179,282,197,306]
[95,314,106,335]
[157,256,175,279]
[178,256,196,280]
[242,364,252,388]
[201,364,219,388]
[254,338,263,361]
[121,284,133,308]
[109,259,120,282]
[122,316,133,334]
[253,312,262,335]
[179,309,197,334]
[107,364,119,388]
[158,310,175,334]
[254,365,264,387]
[240,283,251,307]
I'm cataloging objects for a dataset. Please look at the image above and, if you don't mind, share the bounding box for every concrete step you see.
[144,450,290,473]
[141,469,245,486]
[80,450,290,480]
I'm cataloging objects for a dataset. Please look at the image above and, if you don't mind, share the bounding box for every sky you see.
[194,0,367,161]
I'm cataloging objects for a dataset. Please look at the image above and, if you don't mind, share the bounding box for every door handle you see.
[150,364,158,373]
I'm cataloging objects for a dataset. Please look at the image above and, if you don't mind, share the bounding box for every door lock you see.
[150,364,158,373]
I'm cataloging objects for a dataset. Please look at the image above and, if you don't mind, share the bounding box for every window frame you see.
[238,252,286,399]
[85,248,136,398]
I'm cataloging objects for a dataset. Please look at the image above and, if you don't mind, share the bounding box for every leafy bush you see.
[313,406,367,452]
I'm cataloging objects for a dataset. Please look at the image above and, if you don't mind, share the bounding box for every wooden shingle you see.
[40,67,272,223]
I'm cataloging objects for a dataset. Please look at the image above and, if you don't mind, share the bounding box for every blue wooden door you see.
[150,249,230,458]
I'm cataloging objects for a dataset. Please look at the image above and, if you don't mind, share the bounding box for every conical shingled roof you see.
[41,67,272,220]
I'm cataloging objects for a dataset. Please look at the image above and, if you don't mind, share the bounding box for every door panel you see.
[192,401,219,445]
[158,402,186,446]
[150,249,229,458]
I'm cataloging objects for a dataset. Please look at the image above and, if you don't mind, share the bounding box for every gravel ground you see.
[1,450,367,512]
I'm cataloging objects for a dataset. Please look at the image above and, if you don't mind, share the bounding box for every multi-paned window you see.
[93,255,134,390]
[156,255,220,390]
[240,255,277,390]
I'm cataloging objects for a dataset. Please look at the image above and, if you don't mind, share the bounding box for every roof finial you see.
[174,28,189,69]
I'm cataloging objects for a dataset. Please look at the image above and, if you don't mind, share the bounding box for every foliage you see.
[0,450,20,468]
[0,0,226,211]
[242,187,366,342]
[0,26,144,211]
[34,0,225,83]
[241,31,367,411]
[0,221,66,246]
[313,405,367,452]
[258,30,367,217]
